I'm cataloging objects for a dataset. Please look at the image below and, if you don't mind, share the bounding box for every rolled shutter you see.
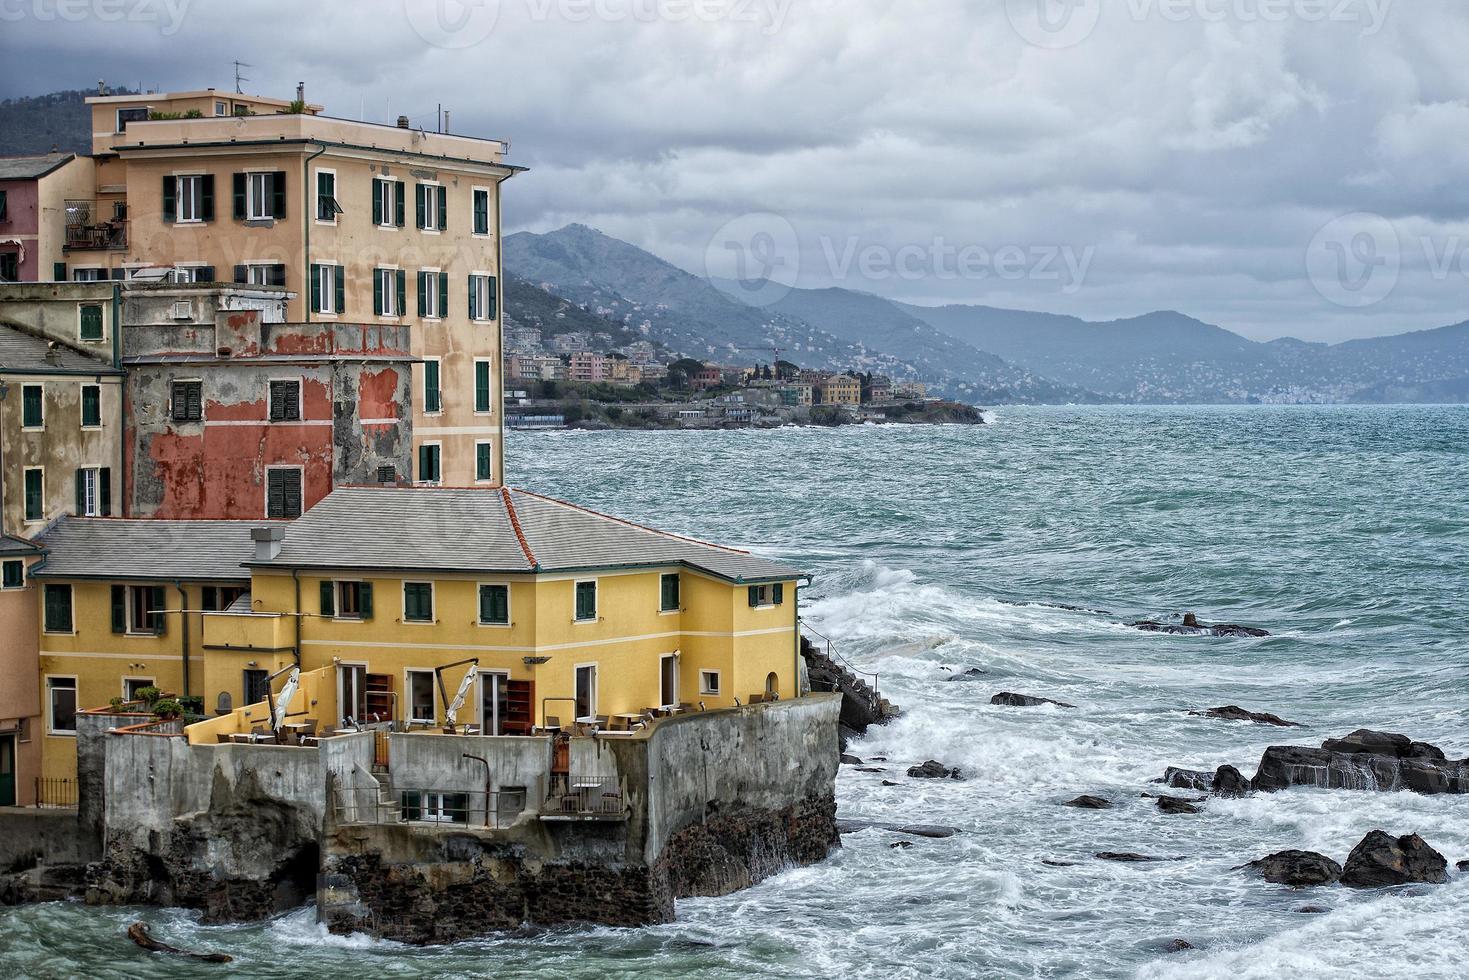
[372,179,383,225]
[373,269,383,316]
[270,171,286,218]
[395,269,406,314]
[320,581,335,618]
[232,173,246,219]
[286,470,302,517]
[200,174,214,220]
[415,184,425,229]
[162,176,176,222]
[437,185,446,230]
[359,582,374,619]
[334,266,345,314]
[150,585,167,635]
[309,264,321,312]
[487,275,498,320]
[417,271,427,317]
[394,181,405,226]
[100,467,111,516]
[111,585,126,633]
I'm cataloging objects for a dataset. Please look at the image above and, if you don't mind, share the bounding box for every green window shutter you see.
[54,262,67,281]
[270,171,286,218]
[232,173,246,219]
[415,184,426,229]
[473,190,488,234]
[395,269,407,315]
[373,269,383,316]
[487,276,498,320]
[200,174,215,220]
[662,574,680,612]
[394,181,406,226]
[80,305,103,341]
[748,586,760,607]
[24,469,42,521]
[437,185,447,230]
[162,175,176,222]
[310,264,322,313]
[418,444,430,481]
[45,585,72,633]
[475,361,490,412]
[476,442,491,481]
[320,580,335,618]
[417,271,427,317]
[424,360,441,413]
[100,467,111,516]
[75,469,85,515]
[372,179,383,225]
[773,583,784,605]
[22,386,42,427]
[359,582,374,619]
[438,272,448,313]
[150,585,167,635]
[111,585,126,633]
[334,266,345,314]
[468,275,477,320]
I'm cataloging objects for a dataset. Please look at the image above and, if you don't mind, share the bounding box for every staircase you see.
[801,633,898,741]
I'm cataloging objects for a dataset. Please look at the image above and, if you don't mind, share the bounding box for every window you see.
[0,189,7,222]
[164,174,212,223]
[574,664,598,721]
[377,465,396,484]
[417,443,441,483]
[415,182,446,231]
[47,677,77,734]
[660,573,681,613]
[269,380,301,422]
[116,106,148,131]
[23,469,43,522]
[660,654,679,708]
[374,268,406,316]
[81,384,101,428]
[123,677,155,701]
[43,584,72,634]
[79,304,104,342]
[242,669,270,705]
[475,442,493,482]
[423,359,441,413]
[171,265,214,284]
[1,560,23,590]
[468,274,497,321]
[472,188,490,235]
[403,791,468,824]
[73,268,105,282]
[372,177,405,228]
[316,170,340,222]
[408,670,435,725]
[236,263,286,287]
[75,466,111,517]
[21,384,42,428]
[748,583,785,608]
[201,586,245,612]
[700,670,721,696]
[0,252,16,283]
[111,584,166,635]
[235,170,285,221]
[474,359,492,413]
[171,380,203,421]
[266,468,303,519]
[322,580,373,620]
[574,580,597,622]
[309,263,344,314]
[403,582,434,623]
[418,270,447,319]
[214,100,228,116]
[478,584,509,626]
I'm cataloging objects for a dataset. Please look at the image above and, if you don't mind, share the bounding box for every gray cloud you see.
[2,0,1466,341]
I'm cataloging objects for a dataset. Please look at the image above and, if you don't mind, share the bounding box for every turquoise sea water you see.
[4,406,1467,979]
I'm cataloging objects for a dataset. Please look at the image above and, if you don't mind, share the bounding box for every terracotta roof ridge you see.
[509,487,751,556]
[501,487,538,567]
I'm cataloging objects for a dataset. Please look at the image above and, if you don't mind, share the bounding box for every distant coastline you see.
[509,399,986,432]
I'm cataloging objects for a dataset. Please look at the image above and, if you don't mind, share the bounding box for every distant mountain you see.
[503,274,664,351]
[0,89,123,155]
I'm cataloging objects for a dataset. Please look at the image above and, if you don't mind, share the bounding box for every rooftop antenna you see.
[233,61,252,95]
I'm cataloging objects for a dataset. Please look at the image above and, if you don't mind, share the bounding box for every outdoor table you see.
[609,713,643,731]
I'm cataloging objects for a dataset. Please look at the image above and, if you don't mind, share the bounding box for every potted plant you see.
[135,686,162,706]
[151,699,184,721]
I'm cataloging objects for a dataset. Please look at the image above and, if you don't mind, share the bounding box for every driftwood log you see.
[126,922,233,963]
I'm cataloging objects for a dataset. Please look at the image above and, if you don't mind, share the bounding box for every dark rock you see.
[1127,613,1269,637]
[1457,860,1469,873]
[1095,852,1184,863]
[1064,795,1114,810]
[1164,939,1195,952]
[1295,905,1330,914]
[1191,706,1304,728]
[869,756,888,762]
[1340,832,1449,888]
[889,841,913,849]
[948,667,986,682]
[840,754,863,766]
[1320,730,1444,760]
[1162,767,1214,791]
[1042,859,1079,867]
[1243,850,1343,887]
[1157,796,1201,815]
[991,692,1076,709]
[896,825,959,839]
[1252,732,1468,795]
[1211,765,1251,798]
[804,636,899,738]
[881,780,899,787]
[907,760,960,780]
[856,767,887,774]
[1141,792,1204,802]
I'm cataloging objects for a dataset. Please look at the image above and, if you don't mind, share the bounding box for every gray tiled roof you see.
[256,487,804,584]
[0,322,121,375]
[0,153,74,181]
[30,518,260,581]
[0,534,43,556]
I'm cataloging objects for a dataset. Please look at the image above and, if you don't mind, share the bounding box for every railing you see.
[64,200,128,250]
[801,620,879,700]
[544,775,625,818]
[35,777,77,809]
[332,787,527,829]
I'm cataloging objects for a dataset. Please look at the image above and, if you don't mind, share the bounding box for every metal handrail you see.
[799,619,879,699]
[332,786,526,829]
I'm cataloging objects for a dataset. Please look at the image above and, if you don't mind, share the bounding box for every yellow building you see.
[31,488,805,777]
[817,374,861,407]
[68,87,523,487]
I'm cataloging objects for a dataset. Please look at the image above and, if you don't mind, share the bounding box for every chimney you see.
[44,342,60,365]
[396,115,410,129]
[98,79,106,96]
[296,81,305,104]
[251,525,285,561]
[442,109,450,134]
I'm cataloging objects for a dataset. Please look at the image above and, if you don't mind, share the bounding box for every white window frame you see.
[659,653,680,708]
[700,670,721,696]
[78,466,101,517]
[122,676,156,701]
[422,268,443,319]
[376,266,400,318]
[751,584,780,609]
[314,167,338,226]
[171,262,207,284]
[473,357,494,414]
[20,383,43,431]
[46,675,78,736]
[417,441,442,485]
[268,377,303,423]
[214,100,228,116]
[405,668,436,726]
[314,262,341,316]
[124,584,163,636]
[337,661,369,728]
[72,267,106,282]
[243,262,278,286]
[474,440,495,485]
[79,382,103,430]
[1,558,25,591]
[471,185,492,237]
[573,663,598,722]
[375,177,398,229]
[659,572,681,615]
[478,670,511,735]
[401,580,435,625]
[246,171,274,221]
[418,181,442,233]
[469,273,494,322]
[573,578,598,624]
[175,173,205,223]
[476,581,512,628]
[264,464,304,519]
[333,580,367,621]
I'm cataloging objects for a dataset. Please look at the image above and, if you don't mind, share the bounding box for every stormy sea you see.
[4,405,1466,979]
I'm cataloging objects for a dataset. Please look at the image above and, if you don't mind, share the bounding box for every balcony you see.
[201,610,293,653]
[64,200,128,251]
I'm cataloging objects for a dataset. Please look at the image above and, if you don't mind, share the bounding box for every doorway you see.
[480,672,509,736]
[0,734,15,807]
[660,654,679,708]
[338,663,368,726]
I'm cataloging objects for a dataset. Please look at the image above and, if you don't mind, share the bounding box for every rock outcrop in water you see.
[1251,729,1468,795]
[1340,832,1449,887]
[907,760,961,780]
[1156,796,1202,814]
[991,692,1076,709]
[1211,765,1251,798]
[1127,613,1270,637]
[1064,795,1114,810]
[1159,767,1214,791]
[1243,850,1343,887]
[1190,706,1303,727]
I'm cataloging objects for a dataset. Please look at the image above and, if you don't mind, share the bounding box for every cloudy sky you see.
[3,0,1467,342]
